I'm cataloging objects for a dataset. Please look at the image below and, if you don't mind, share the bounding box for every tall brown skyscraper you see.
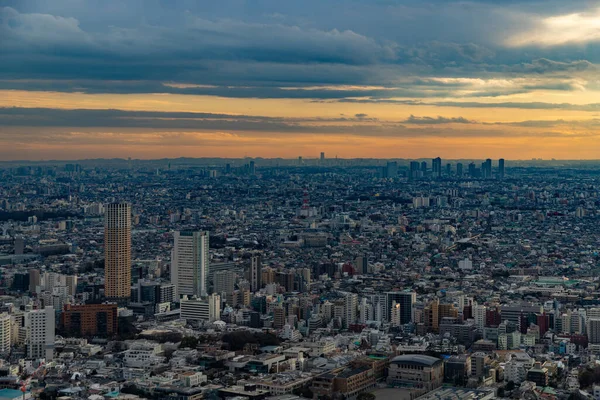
[104,203,131,301]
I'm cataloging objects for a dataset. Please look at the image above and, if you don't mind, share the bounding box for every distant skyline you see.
[2,1,600,159]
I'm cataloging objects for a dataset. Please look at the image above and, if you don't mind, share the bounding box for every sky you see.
[1,0,600,160]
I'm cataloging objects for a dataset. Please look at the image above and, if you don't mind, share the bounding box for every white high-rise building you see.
[344,293,358,328]
[172,231,209,299]
[474,304,486,332]
[0,313,10,354]
[359,298,372,324]
[180,294,221,323]
[373,295,387,323]
[25,306,55,360]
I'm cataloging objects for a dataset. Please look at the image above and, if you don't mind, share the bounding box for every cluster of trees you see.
[292,385,314,399]
[138,331,183,343]
[221,331,280,351]
[179,336,199,349]
[117,316,140,340]
[579,365,600,388]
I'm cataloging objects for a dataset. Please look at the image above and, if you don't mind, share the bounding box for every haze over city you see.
[7,2,600,400]
[2,0,600,159]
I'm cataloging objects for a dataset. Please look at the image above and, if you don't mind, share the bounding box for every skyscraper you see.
[171,231,210,299]
[104,203,131,301]
[468,162,476,177]
[385,161,398,178]
[432,157,442,178]
[250,255,262,292]
[498,158,505,179]
[456,162,463,177]
[409,161,421,180]
[482,158,492,179]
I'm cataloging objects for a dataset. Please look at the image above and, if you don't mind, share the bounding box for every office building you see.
[61,303,118,337]
[498,158,505,179]
[180,294,221,323]
[482,159,492,179]
[409,161,421,180]
[273,306,286,329]
[386,291,416,324]
[25,306,55,360]
[250,255,262,292]
[214,270,236,296]
[588,318,600,344]
[0,313,10,354]
[474,304,486,332]
[171,231,209,299]
[29,269,40,294]
[500,303,543,331]
[385,161,398,179]
[432,157,442,178]
[355,256,368,275]
[104,203,132,301]
[425,298,440,332]
[456,162,463,177]
[444,355,471,386]
[344,293,358,328]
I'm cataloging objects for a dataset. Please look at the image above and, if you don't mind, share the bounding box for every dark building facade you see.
[61,303,118,337]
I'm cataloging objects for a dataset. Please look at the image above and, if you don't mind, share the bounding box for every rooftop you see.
[391,354,443,367]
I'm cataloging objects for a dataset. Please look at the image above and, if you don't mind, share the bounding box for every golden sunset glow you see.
[1,2,600,160]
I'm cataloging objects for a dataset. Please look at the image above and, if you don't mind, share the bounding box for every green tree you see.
[357,393,375,400]
[179,336,199,349]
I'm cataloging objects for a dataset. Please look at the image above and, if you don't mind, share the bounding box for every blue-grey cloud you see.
[1,1,599,101]
[335,98,600,111]
[0,107,389,134]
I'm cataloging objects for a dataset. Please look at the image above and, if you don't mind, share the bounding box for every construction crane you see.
[20,361,45,398]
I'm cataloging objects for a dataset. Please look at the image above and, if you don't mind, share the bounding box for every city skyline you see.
[2,1,600,159]
[4,1,600,393]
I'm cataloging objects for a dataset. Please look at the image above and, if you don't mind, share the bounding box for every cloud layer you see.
[2,0,600,159]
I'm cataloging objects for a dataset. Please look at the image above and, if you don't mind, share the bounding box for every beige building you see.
[387,355,444,393]
[104,203,131,301]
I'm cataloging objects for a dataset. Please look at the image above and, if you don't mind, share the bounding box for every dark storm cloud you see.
[3,107,586,139]
[1,1,599,100]
[0,107,389,134]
